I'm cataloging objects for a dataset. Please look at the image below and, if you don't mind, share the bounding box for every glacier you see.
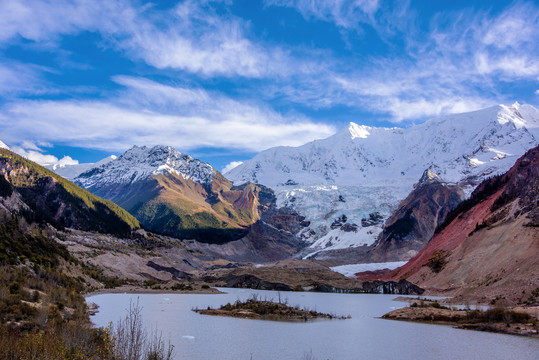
[226,103,539,257]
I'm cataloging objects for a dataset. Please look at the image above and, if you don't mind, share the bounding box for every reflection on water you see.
[87,288,538,360]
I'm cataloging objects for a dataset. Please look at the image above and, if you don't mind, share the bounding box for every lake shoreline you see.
[84,284,224,298]
[382,304,539,338]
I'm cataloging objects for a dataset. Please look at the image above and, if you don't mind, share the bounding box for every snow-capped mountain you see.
[76,145,214,190]
[74,145,268,244]
[0,140,9,150]
[226,103,539,257]
[46,155,117,180]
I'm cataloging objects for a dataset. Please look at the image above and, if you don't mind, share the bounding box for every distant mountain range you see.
[226,103,539,259]
[28,102,539,264]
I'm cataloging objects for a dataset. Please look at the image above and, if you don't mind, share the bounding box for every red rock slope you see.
[361,145,539,304]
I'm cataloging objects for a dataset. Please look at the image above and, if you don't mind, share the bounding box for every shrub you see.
[426,250,447,273]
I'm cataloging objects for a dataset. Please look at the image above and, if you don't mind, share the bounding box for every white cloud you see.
[0,0,290,78]
[258,2,539,122]
[55,156,79,168]
[0,62,49,95]
[121,15,284,78]
[1,0,538,127]
[0,0,126,43]
[222,161,243,174]
[10,145,78,167]
[0,77,335,153]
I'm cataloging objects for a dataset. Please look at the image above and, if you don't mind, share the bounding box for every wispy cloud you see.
[0,0,126,44]
[266,0,381,29]
[1,0,538,131]
[0,76,335,152]
[260,1,539,121]
[0,0,290,78]
[0,62,48,96]
[117,2,290,78]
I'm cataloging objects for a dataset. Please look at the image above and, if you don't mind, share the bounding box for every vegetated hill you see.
[226,103,539,260]
[0,148,139,237]
[75,145,272,244]
[380,145,539,305]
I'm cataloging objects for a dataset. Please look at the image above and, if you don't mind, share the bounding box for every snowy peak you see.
[502,102,539,129]
[76,145,214,189]
[347,122,371,139]
[226,102,539,254]
[228,102,539,188]
[0,140,9,150]
[415,168,439,188]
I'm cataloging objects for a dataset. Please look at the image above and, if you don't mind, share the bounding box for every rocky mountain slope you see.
[363,169,465,262]
[0,148,140,236]
[371,145,539,304]
[226,103,539,259]
[75,145,275,244]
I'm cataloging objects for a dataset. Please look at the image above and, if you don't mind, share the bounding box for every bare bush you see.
[112,298,175,360]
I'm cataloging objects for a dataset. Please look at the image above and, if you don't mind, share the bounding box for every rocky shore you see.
[382,301,539,337]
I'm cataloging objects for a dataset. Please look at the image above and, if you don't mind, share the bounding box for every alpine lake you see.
[87,288,538,360]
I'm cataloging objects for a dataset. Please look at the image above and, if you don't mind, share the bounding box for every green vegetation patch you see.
[0,149,139,236]
[134,201,248,244]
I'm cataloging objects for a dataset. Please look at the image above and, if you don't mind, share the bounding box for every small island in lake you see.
[194,295,350,321]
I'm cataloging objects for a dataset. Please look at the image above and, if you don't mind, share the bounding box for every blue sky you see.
[1,0,538,172]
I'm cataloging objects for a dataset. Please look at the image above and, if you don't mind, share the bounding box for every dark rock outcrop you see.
[330,214,348,229]
[204,272,423,295]
[209,274,292,291]
[361,212,384,227]
[361,279,424,295]
[146,261,193,280]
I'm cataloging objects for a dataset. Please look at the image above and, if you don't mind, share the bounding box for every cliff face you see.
[367,171,465,262]
[379,145,539,304]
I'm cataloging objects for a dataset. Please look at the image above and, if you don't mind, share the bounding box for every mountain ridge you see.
[74,145,274,244]
[226,102,539,258]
